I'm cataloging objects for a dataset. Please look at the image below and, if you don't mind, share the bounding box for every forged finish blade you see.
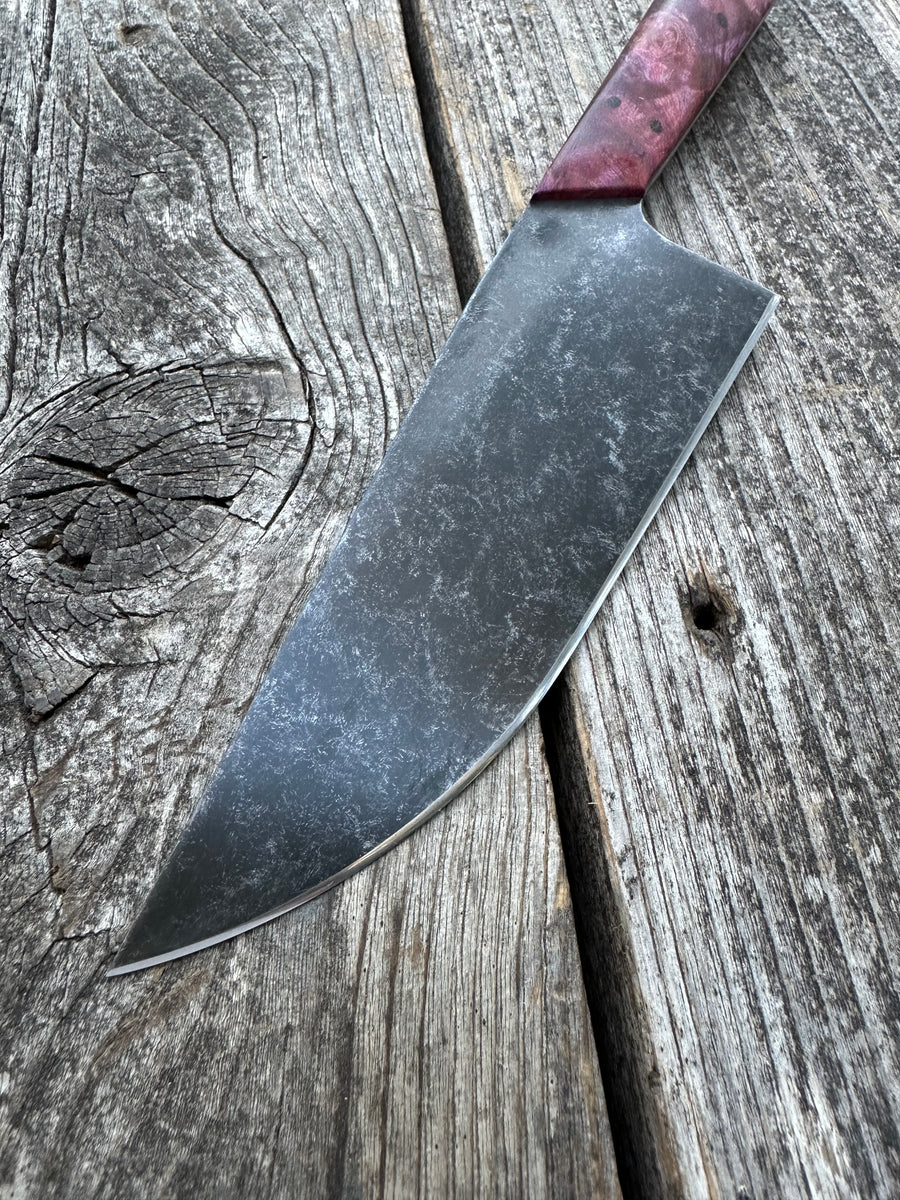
[110,200,776,974]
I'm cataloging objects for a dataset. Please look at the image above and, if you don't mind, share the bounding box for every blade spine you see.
[108,292,777,979]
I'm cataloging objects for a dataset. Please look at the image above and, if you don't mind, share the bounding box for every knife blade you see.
[109,0,778,975]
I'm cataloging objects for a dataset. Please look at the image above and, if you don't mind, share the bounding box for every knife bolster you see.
[532,0,775,202]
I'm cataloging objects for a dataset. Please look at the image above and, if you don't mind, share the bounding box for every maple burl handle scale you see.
[533,0,775,201]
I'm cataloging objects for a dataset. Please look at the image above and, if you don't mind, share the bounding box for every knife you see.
[109,0,777,975]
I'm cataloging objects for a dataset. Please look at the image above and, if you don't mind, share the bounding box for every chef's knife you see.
[109,0,777,975]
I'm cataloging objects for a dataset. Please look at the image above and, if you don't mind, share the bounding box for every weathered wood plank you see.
[405,0,900,1195]
[0,0,619,1195]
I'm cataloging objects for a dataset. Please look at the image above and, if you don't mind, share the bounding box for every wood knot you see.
[0,359,314,718]
[680,567,741,659]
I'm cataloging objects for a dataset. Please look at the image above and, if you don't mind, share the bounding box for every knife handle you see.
[533,0,775,201]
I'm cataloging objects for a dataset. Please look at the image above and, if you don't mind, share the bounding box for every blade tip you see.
[105,963,134,979]
[106,953,152,978]
[105,942,185,977]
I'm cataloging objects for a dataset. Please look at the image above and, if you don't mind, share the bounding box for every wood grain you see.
[0,0,618,1195]
[405,0,900,1195]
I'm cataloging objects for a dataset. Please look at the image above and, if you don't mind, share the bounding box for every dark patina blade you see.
[110,200,776,974]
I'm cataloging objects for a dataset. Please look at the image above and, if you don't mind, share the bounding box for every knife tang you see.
[533,0,776,201]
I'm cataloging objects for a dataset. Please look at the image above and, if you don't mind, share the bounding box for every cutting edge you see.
[107,288,778,978]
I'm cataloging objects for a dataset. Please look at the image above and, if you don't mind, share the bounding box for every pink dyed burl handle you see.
[533,0,775,201]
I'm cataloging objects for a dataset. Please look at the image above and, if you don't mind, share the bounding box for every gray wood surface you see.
[0,1,618,1196]
[405,0,900,1195]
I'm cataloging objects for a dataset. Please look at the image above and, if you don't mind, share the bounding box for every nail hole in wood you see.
[55,549,92,572]
[691,600,718,631]
[680,567,740,658]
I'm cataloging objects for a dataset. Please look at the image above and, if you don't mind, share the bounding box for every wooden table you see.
[1,0,898,1195]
